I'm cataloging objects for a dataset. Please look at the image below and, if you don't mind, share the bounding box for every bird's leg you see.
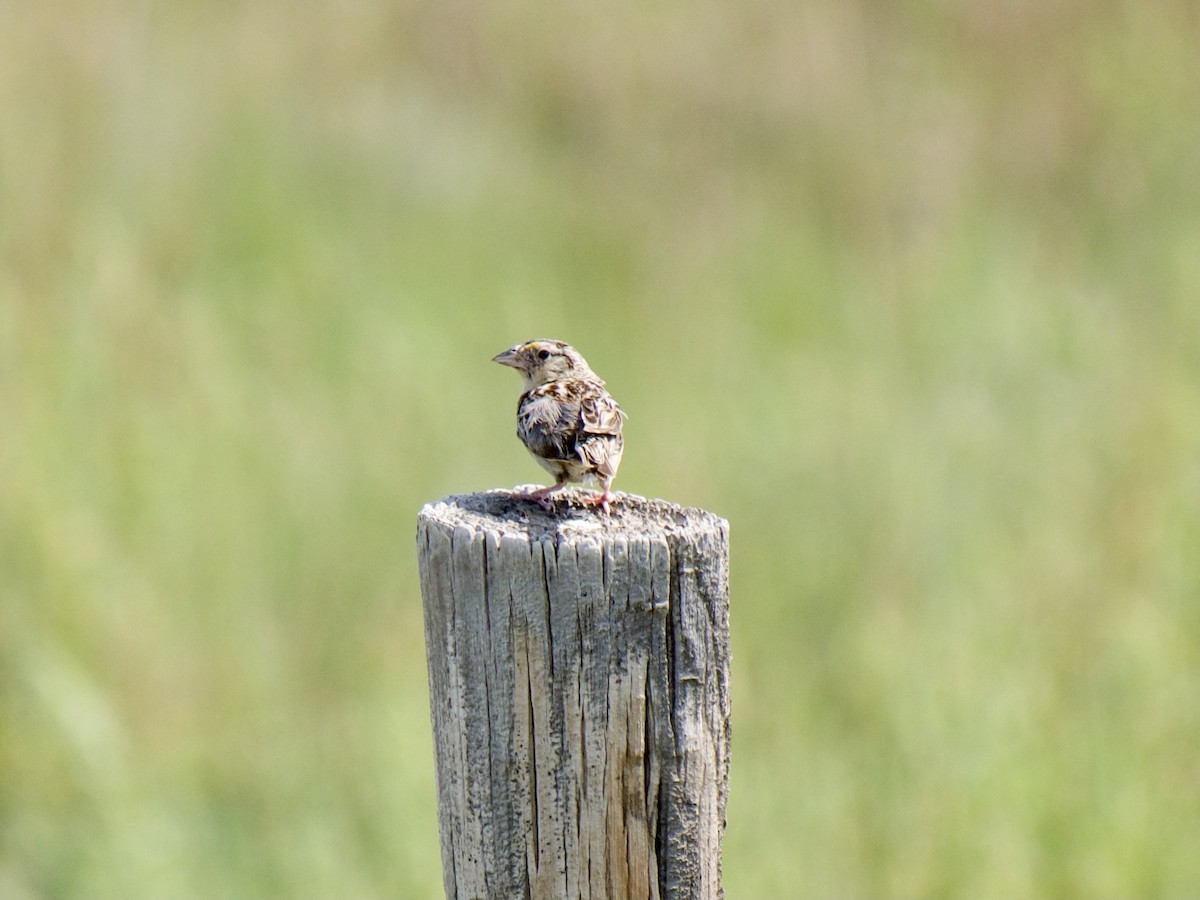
[522,481,568,511]
[581,479,616,514]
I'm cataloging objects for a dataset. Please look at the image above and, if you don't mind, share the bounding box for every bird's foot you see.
[520,484,565,511]
[581,489,616,514]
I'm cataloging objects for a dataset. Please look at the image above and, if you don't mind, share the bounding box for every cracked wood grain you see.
[417,489,731,900]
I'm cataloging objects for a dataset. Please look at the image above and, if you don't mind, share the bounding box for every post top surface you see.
[418,487,727,543]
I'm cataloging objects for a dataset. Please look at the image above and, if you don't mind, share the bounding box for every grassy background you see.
[3,1,1200,896]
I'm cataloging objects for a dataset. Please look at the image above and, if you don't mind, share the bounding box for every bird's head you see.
[492,339,594,389]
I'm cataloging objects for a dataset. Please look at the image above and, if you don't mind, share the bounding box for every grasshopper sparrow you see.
[493,339,625,513]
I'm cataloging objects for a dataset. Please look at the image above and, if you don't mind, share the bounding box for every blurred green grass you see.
[3,1,1200,896]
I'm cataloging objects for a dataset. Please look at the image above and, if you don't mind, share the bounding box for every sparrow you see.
[493,339,625,513]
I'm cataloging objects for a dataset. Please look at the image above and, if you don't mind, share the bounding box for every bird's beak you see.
[493,347,522,369]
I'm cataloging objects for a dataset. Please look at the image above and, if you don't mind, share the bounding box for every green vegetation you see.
[3,1,1199,896]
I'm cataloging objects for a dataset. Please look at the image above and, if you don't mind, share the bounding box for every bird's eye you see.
[537,349,551,361]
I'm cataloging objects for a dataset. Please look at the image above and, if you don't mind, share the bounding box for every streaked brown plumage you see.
[492,339,625,513]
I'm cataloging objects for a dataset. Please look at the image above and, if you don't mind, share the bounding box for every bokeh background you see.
[3,1,1200,897]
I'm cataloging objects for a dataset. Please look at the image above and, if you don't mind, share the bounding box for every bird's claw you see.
[517,486,613,514]
[518,485,561,511]
[581,491,615,514]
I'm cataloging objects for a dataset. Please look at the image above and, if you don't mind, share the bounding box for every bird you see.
[492,339,625,513]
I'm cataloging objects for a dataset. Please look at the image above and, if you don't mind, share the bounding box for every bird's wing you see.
[578,390,624,436]
[576,387,624,478]
[518,389,579,462]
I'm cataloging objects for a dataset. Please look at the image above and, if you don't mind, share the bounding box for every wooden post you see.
[416,489,731,900]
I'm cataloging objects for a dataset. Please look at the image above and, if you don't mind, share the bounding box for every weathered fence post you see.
[416,489,731,900]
